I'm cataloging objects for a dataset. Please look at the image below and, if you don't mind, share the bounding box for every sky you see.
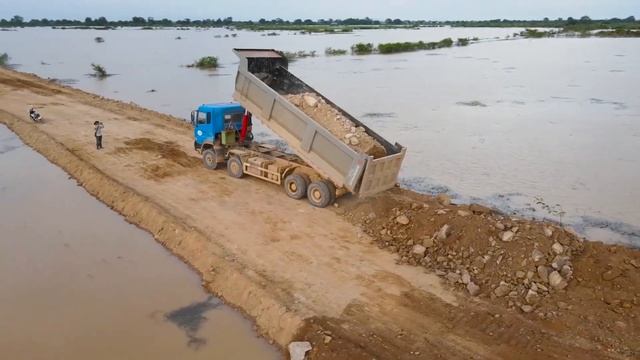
[0,0,638,21]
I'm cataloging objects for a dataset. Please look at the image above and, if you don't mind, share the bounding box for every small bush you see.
[325,47,348,56]
[189,56,219,69]
[0,53,9,67]
[91,63,108,78]
[351,42,374,55]
[94,36,105,43]
[377,38,454,54]
[282,50,317,61]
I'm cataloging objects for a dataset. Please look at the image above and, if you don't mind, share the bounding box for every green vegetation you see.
[351,43,374,55]
[188,56,219,69]
[325,47,348,56]
[91,63,108,78]
[518,29,556,38]
[374,38,454,54]
[594,29,640,37]
[281,50,317,61]
[0,53,9,67]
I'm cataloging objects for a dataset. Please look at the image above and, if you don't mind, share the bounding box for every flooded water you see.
[1,27,639,246]
[0,125,280,359]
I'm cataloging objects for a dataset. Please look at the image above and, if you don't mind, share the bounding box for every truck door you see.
[194,111,213,145]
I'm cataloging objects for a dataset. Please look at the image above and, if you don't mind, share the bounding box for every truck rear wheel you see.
[284,173,309,200]
[227,156,244,178]
[307,180,335,208]
[202,149,219,170]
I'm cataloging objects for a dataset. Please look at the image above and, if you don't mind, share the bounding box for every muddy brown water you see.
[0,125,280,359]
[1,27,639,246]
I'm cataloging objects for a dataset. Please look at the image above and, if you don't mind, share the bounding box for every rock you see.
[411,203,420,210]
[446,272,461,283]
[525,289,540,304]
[344,133,354,139]
[422,237,435,248]
[501,231,515,242]
[521,305,534,313]
[469,204,492,215]
[515,271,526,279]
[494,282,511,297]
[527,271,535,280]
[323,335,333,344]
[412,244,427,257]
[457,210,472,217]
[543,227,553,237]
[396,215,410,225]
[366,212,377,221]
[467,282,481,296]
[511,226,519,234]
[548,271,568,290]
[436,194,451,206]
[551,256,570,270]
[303,95,318,108]
[630,259,640,268]
[560,264,573,278]
[495,222,506,231]
[602,267,622,281]
[461,271,471,285]
[557,301,569,310]
[288,341,312,360]
[349,137,360,146]
[614,321,627,329]
[551,243,564,255]
[537,266,550,283]
[531,249,545,262]
[437,224,451,241]
[436,210,447,215]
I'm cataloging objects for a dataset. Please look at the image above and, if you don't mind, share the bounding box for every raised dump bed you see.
[233,48,406,197]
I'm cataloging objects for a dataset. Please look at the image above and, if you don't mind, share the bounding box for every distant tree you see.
[392,18,403,25]
[84,17,93,25]
[293,19,302,24]
[131,16,146,24]
[95,16,108,26]
[580,16,591,22]
[258,18,266,24]
[10,15,24,25]
[624,16,636,22]
[303,19,313,24]
[543,17,549,22]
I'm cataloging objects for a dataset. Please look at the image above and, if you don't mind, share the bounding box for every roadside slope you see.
[1,68,638,359]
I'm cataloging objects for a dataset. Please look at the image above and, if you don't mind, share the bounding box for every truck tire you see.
[307,180,335,208]
[202,149,218,170]
[284,174,308,200]
[227,156,244,178]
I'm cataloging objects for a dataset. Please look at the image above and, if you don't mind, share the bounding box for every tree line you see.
[1,15,638,30]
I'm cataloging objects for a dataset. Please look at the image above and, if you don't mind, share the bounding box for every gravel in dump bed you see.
[286,93,387,158]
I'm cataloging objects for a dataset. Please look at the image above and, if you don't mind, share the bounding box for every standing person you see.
[93,121,104,150]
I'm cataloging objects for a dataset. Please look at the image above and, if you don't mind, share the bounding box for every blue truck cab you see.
[191,102,249,150]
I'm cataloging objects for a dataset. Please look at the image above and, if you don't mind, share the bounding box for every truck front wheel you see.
[307,180,335,208]
[202,149,219,170]
[284,173,309,200]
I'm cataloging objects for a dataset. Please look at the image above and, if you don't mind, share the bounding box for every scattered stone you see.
[494,282,511,297]
[446,272,461,283]
[469,204,492,215]
[495,222,506,231]
[396,215,410,225]
[457,210,472,217]
[467,282,481,296]
[551,242,564,255]
[548,271,568,290]
[521,305,534,313]
[349,137,360,146]
[323,335,333,344]
[557,301,569,310]
[437,224,451,241]
[544,227,553,237]
[560,264,573,278]
[422,237,435,248]
[303,95,318,107]
[436,193,451,206]
[516,271,526,279]
[288,341,312,360]
[511,226,519,234]
[412,244,427,257]
[461,271,471,285]
[525,289,540,304]
[531,249,545,262]
[551,256,570,270]
[410,203,420,210]
[501,231,515,242]
[436,210,447,215]
[537,265,550,283]
[628,259,639,268]
[614,321,627,329]
[602,267,623,281]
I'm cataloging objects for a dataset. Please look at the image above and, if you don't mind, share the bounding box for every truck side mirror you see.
[190,111,196,126]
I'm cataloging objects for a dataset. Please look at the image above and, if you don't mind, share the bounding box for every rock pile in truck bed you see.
[286,93,387,158]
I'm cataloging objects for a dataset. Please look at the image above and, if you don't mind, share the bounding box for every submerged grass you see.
[0,53,9,67]
[376,38,454,54]
[351,43,374,55]
[325,47,348,56]
[282,50,317,61]
[91,63,108,78]
[188,56,219,69]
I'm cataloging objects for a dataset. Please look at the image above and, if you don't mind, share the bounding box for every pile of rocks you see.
[286,93,387,158]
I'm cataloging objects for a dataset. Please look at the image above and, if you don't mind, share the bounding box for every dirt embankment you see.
[1,68,639,360]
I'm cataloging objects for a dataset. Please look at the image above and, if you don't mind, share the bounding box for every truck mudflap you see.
[357,146,407,197]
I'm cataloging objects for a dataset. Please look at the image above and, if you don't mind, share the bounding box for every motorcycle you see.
[29,108,43,122]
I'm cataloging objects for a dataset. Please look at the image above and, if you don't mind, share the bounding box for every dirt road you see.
[1,68,638,359]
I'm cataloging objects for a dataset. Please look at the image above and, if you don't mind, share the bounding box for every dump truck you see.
[191,48,406,207]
